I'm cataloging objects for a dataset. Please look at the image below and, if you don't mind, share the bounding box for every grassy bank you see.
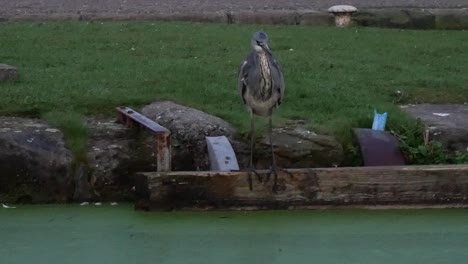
[0,22,467,160]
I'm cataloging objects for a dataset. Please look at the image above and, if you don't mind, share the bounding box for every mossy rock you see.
[432,9,468,30]
[354,9,435,29]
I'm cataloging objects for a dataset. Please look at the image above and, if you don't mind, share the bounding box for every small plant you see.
[343,143,363,166]
[404,141,447,165]
[403,141,468,165]
[390,121,468,165]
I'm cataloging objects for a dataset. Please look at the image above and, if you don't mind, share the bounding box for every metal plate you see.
[353,128,406,166]
[206,136,239,172]
[117,106,169,134]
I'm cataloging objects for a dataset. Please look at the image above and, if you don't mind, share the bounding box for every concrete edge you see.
[172,204,468,211]
[1,8,467,29]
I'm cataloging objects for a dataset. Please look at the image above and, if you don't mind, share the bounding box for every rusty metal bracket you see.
[116,106,171,172]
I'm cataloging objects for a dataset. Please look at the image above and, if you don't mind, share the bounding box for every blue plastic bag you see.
[372,109,387,131]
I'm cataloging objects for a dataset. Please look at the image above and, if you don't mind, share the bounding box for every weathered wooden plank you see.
[134,165,468,211]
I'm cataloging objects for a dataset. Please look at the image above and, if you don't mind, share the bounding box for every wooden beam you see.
[135,165,468,211]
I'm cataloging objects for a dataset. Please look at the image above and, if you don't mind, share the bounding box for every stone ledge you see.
[353,9,435,29]
[401,104,468,153]
[430,8,468,29]
[0,64,18,81]
[1,8,468,29]
[354,8,468,29]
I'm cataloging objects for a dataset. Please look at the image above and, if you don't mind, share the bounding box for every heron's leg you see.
[248,110,261,190]
[249,110,255,170]
[265,116,279,191]
[265,116,293,193]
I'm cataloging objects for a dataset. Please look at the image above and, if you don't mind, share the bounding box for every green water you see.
[1,205,467,264]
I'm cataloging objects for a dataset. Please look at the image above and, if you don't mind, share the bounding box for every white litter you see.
[110,202,118,206]
[94,202,102,206]
[2,203,16,209]
[80,202,89,206]
[433,113,450,117]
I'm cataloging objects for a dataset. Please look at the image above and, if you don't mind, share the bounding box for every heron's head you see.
[251,31,270,53]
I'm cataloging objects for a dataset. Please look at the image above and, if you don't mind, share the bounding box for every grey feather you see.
[237,32,285,116]
[271,58,285,105]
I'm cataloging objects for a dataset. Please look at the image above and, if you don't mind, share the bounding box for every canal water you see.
[1,205,467,263]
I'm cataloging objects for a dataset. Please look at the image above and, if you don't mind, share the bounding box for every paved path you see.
[1,0,467,19]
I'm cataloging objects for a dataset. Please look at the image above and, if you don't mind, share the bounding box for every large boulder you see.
[141,101,236,171]
[0,117,74,203]
[84,118,151,202]
[0,116,146,204]
[0,64,17,81]
[256,121,343,169]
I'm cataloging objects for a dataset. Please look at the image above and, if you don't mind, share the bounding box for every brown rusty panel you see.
[353,128,406,166]
[117,112,125,124]
[135,165,468,210]
[126,116,134,127]
[116,106,170,135]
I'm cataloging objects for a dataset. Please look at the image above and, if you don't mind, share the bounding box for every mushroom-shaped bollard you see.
[328,5,358,27]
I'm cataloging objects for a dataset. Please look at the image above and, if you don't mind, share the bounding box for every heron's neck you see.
[253,45,271,55]
[257,52,272,99]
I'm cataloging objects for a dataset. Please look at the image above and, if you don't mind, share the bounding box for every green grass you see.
[42,111,88,162]
[0,22,467,160]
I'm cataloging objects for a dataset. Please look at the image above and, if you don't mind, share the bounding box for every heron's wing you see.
[237,60,248,104]
[271,57,285,105]
[237,52,255,104]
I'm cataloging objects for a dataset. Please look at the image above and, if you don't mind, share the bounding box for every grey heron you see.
[237,31,285,192]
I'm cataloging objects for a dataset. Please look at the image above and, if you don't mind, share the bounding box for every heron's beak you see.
[261,42,271,53]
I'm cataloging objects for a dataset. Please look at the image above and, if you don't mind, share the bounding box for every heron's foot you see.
[265,165,292,193]
[247,166,262,191]
[264,165,292,182]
